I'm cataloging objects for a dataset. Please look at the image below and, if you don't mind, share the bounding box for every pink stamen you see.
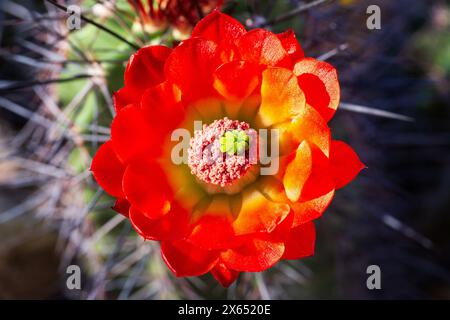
[188,117,256,187]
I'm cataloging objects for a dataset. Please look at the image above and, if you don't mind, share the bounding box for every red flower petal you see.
[124,45,171,93]
[277,29,304,63]
[111,105,156,164]
[112,198,130,217]
[294,58,340,121]
[161,239,219,277]
[113,87,134,112]
[91,140,125,198]
[141,81,184,133]
[187,196,241,250]
[188,215,237,250]
[236,29,290,68]
[329,140,365,189]
[129,203,190,240]
[282,222,316,260]
[300,146,335,201]
[210,260,240,287]
[165,38,221,102]
[115,46,172,110]
[221,235,285,272]
[213,60,260,101]
[192,10,246,46]
[123,159,173,219]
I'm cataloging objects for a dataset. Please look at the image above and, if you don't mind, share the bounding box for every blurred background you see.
[0,0,449,299]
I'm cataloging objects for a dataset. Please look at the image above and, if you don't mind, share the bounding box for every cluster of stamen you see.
[187,117,256,187]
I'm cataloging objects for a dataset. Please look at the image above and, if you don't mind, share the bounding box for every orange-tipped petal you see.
[221,235,285,272]
[165,38,220,102]
[282,222,316,260]
[283,141,313,202]
[289,104,331,156]
[233,189,290,235]
[91,140,125,198]
[236,29,290,67]
[294,58,340,121]
[213,60,260,101]
[258,67,306,127]
[123,159,172,219]
[329,140,365,189]
[276,104,330,156]
[211,260,240,287]
[277,29,304,63]
[161,240,219,277]
[291,190,335,227]
[258,175,334,226]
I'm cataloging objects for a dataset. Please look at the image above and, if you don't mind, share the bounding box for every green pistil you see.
[219,130,250,156]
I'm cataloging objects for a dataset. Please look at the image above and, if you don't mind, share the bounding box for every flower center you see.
[187,117,257,187]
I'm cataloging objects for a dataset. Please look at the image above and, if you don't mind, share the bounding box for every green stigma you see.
[219,130,250,156]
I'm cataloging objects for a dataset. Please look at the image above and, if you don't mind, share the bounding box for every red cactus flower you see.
[91,11,365,287]
[127,0,224,34]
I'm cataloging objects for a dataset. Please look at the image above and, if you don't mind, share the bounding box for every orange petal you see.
[236,29,290,67]
[258,176,335,226]
[221,235,285,272]
[257,176,288,203]
[232,189,290,235]
[276,103,331,161]
[289,104,331,156]
[294,58,340,121]
[329,140,365,189]
[291,190,334,227]
[161,239,219,277]
[210,260,240,287]
[213,60,260,101]
[282,221,316,260]
[258,67,306,127]
[277,29,304,63]
[283,141,313,202]
[165,38,220,102]
[91,140,125,198]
